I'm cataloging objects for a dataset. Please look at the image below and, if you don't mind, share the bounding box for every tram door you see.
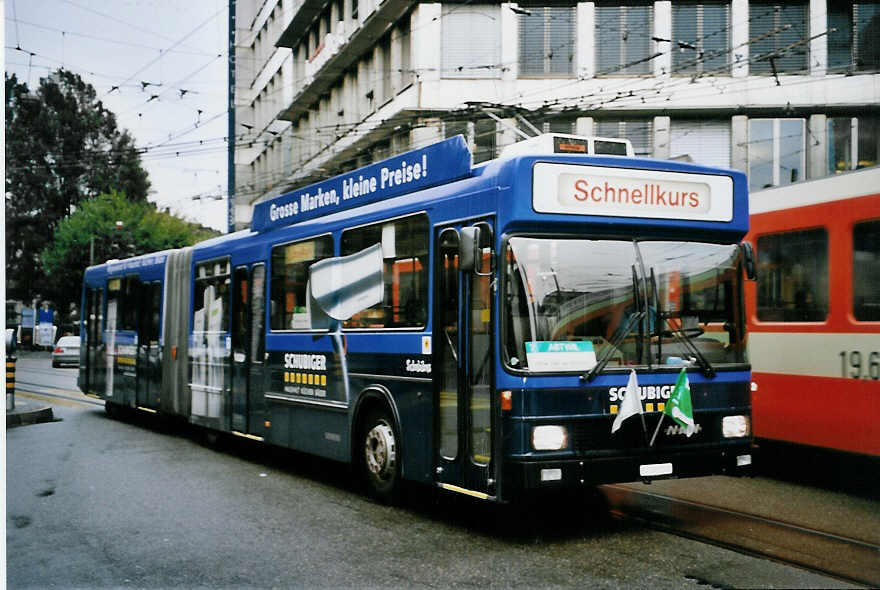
[135,282,162,409]
[83,287,104,395]
[231,264,267,437]
[434,221,495,497]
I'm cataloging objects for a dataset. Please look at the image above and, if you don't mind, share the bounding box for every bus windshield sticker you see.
[309,243,384,321]
[525,341,597,372]
[532,163,733,222]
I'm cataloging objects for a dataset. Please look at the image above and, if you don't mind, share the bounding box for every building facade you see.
[231,0,880,229]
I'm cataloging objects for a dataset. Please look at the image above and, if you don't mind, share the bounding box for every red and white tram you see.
[745,166,880,458]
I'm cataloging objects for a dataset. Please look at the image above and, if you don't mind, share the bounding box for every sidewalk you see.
[6,394,55,428]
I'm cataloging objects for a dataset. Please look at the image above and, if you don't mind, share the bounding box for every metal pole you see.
[227,0,236,234]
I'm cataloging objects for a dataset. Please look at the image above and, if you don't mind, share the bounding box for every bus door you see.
[434,221,495,498]
[135,281,162,409]
[231,264,267,437]
[84,286,104,395]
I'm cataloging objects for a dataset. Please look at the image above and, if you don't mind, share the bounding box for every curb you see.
[7,405,55,428]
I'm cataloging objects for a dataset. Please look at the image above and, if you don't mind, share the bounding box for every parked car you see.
[52,335,81,368]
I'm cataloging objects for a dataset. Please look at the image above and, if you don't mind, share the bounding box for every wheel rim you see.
[365,420,396,481]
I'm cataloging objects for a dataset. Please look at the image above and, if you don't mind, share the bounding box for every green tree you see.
[41,191,218,312]
[5,69,151,302]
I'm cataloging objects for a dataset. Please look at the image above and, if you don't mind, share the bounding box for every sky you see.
[5,0,230,232]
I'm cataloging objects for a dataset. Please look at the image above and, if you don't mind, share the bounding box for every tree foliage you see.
[5,69,151,302]
[41,191,218,311]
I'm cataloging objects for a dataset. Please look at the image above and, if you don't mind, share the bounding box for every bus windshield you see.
[503,237,747,373]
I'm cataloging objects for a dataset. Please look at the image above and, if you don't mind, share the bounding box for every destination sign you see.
[532,163,734,222]
[251,135,472,232]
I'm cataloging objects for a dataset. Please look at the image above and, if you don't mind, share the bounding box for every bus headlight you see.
[722,415,750,438]
[532,425,568,451]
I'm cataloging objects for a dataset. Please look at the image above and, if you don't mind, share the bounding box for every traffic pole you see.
[6,355,16,411]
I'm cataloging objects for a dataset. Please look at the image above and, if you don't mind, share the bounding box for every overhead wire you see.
[8,2,863,212]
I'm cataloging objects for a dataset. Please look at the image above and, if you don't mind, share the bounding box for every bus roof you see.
[85,136,748,280]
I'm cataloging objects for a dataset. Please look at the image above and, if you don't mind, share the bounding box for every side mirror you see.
[741,242,757,281]
[459,226,481,273]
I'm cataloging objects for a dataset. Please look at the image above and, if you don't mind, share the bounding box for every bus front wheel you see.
[105,401,121,419]
[360,409,400,503]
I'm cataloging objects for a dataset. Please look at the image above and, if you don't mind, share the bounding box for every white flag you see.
[611,370,643,433]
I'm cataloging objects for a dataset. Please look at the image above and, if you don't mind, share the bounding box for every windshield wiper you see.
[649,268,715,378]
[583,310,644,383]
[583,265,644,383]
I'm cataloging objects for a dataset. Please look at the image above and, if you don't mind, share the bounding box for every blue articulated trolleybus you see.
[79,134,754,502]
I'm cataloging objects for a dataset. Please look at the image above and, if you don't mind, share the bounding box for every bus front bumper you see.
[503,442,753,494]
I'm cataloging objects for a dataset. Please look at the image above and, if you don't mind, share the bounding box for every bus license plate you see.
[639,463,673,477]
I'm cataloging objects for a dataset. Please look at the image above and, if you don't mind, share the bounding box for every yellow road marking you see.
[15,391,95,409]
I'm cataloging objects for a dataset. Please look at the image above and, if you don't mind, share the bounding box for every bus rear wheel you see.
[360,409,400,503]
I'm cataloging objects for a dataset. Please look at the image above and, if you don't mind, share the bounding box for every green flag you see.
[664,368,695,437]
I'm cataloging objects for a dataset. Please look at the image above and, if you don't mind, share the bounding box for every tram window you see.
[108,276,140,332]
[251,265,266,362]
[232,267,249,350]
[193,259,231,335]
[341,214,428,329]
[192,259,230,415]
[270,236,333,331]
[756,229,829,322]
[853,219,880,321]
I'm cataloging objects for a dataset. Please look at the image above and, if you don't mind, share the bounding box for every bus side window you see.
[756,229,829,322]
[270,236,333,331]
[341,214,429,329]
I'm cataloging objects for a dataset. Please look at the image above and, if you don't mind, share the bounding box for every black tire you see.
[105,401,120,418]
[360,408,401,503]
[51,361,59,368]
[201,429,223,450]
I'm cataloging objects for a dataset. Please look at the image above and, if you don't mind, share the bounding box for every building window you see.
[829,1,880,72]
[670,119,731,168]
[596,3,654,75]
[853,219,880,321]
[399,18,412,88]
[270,236,334,331]
[671,2,730,74]
[595,119,653,156]
[380,33,392,102]
[341,214,429,329]
[749,2,809,74]
[748,118,805,191]
[473,119,496,164]
[441,4,501,79]
[828,115,880,172]
[541,119,575,134]
[445,119,497,164]
[756,229,829,322]
[518,5,576,77]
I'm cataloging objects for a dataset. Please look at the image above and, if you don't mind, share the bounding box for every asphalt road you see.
[12,350,80,394]
[6,357,851,589]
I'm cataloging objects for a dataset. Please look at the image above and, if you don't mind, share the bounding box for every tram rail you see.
[602,484,880,587]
